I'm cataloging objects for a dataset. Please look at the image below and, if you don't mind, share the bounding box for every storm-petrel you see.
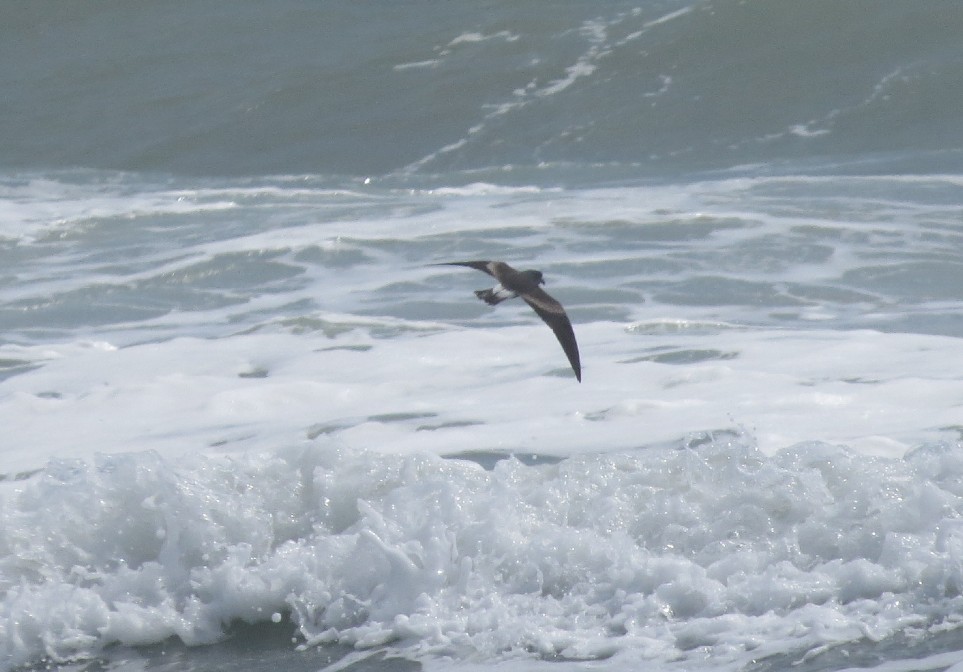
[434,261,581,382]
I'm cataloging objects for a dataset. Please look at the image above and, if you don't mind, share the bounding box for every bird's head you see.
[523,269,545,286]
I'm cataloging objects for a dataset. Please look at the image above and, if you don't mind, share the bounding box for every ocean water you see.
[4,2,963,671]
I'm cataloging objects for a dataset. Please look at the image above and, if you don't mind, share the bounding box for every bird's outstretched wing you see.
[431,261,497,278]
[522,287,581,382]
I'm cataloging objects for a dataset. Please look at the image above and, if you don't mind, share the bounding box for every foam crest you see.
[4,440,963,670]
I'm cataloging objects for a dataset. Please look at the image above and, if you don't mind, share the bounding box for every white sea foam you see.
[0,175,239,244]
[3,171,963,670]
[4,320,962,481]
[5,434,963,670]
[447,31,520,47]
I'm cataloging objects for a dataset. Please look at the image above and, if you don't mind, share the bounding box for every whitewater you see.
[3,171,963,672]
[5,1,963,671]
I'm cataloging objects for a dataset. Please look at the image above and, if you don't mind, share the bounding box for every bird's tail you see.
[475,288,511,305]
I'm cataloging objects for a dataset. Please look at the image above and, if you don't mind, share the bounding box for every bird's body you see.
[434,261,581,382]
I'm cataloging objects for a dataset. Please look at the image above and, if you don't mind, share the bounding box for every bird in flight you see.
[433,261,581,382]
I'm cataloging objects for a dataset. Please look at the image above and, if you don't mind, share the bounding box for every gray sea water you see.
[5,2,963,672]
[5,0,963,181]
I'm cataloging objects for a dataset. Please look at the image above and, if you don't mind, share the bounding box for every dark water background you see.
[4,0,963,181]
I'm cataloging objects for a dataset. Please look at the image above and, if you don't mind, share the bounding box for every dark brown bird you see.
[434,261,581,382]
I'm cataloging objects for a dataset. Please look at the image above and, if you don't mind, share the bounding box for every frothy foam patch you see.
[5,169,963,671]
[3,322,963,479]
[4,440,963,670]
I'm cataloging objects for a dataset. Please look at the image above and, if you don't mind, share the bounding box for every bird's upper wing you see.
[431,261,497,278]
[522,287,582,382]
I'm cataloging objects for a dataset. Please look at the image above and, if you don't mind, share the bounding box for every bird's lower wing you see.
[523,290,581,382]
